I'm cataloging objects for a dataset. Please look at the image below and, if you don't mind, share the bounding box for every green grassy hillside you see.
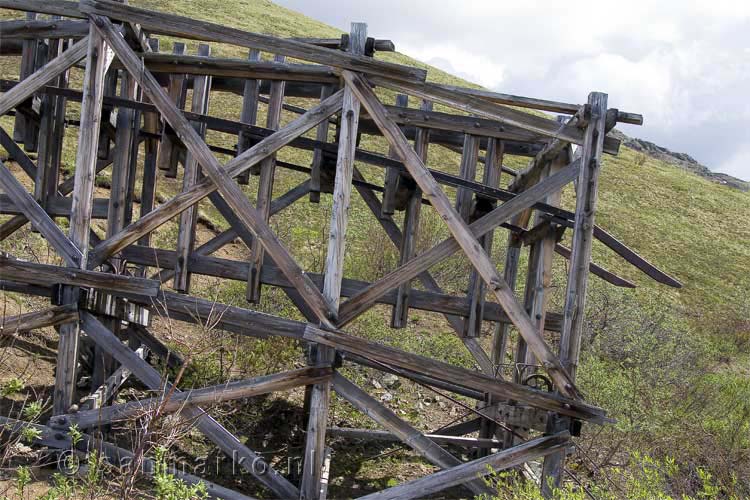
[0,1,748,498]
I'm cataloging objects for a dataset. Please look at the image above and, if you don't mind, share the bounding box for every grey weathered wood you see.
[78,312,300,498]
[174,43,212,292]
[88,89,343,267]
[455,134,479,221]
[137,38,161,253]
[305,326,607,422]
[337,160,580,329]
[0,304,78,335]
[0,19,87,40]
[0,36,88,118]
[247,53,286,302]
[81,345,147,411]
[0,163,82,267]
[12,12,37,146]
[560,92,608,380]
[79,0,427,82]
[390,99,431,329]
[92,15,337,328]
[357,432,571,500]
[342,70,580,399]
[309,84,335,202]
[332,373,494,497]
[329,427,501,449]
[236,48,261,185]
[156,42,187,178]
[62,366,332,428]
[301,23,366,500]
[464,138,503,338]
[381,94,409,216]
[554,243,635,288]
[0,255,160,296]
[54,25,112,415]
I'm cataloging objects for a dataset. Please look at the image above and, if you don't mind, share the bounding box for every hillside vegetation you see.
[0,1,749,499]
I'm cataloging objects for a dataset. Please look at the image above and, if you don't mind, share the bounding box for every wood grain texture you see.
[0,304,77,335]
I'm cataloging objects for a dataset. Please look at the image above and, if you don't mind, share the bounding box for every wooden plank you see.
[79,0,427,82]
[357,432,571,500]
[80,345,147,411]
[78,312,300,498]
[236,48,261,185]
[246,53,286,302]
[137,38,161,252]
[0,36,88,118]
[63,366,332,428]
[329,427,502,449]
[390,99,431,328]
[554,243,636,288]
[0,163,82,267]
[92,15,337,328]
[367,74,590,147]
[106,70,137,244]
[560,92,607,379]
[455,134,479,221]
[156,41,187,178]
[88,88,343,267]
[12,12,37,145]
[303,24,364,500]
[464,138,503,338]
[0,19,88,39]
[331,373,494,497]
[305,325,607,423]
[174,43,212,292]
[380,94,409,216]
[54,26,113,416]
[0,256,160,296]
[342,70,580,399]
[120,244,565,331]
[309,84,335,202]
[128,51,339,84]
[0,304,77,335]
[337,160,580,329]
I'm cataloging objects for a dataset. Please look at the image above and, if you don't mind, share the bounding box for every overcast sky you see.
[276,0,750,181]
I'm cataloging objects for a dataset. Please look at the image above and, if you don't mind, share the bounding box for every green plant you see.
[1,377,24,397]
[15,465,31,498]
[20,425,41,444]
[21,401,43,421]
[153,446,209,500]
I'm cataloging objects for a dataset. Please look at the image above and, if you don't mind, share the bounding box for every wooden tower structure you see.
[0,1,682,498]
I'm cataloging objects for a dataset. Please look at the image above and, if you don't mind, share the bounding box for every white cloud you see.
[276,0,750,181]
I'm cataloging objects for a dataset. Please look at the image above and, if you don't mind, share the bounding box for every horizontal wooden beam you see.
[79,0,426,82]
[306,325,608,423]
[118,244,564,332]
[357,432,571,500]
[57,366,332,429]
[0,18,88,39]
[0,304,77,335]
[328,427,503,449]
[0,255,160,296]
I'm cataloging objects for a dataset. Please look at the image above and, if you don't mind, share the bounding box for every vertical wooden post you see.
[541,93,607,496]
[35,21,69,208]
[246,53,286,302]
[380,94,409,217]
[455,134,480,222]
[54,27,112,415]
[156,42,187,178]
[13,12,37,148]
[236,48,261,186]
[464,138,503,338]
[300,23,366,500]
[391,99,431,329]
[174,43,212,293]
[137,38,161,258]
[309,84,335,203]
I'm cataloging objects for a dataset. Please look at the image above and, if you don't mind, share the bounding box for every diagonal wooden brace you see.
[341,70,580,399]
[90,14,339,327]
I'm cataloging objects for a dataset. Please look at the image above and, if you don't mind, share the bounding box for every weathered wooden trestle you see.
[0,1,682,498]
